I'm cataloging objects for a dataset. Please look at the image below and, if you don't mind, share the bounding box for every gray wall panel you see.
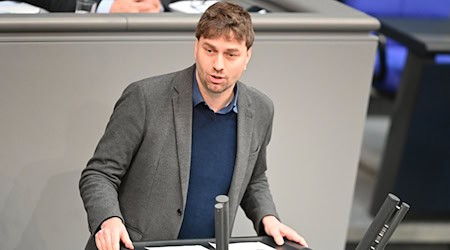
[0,34,376,250]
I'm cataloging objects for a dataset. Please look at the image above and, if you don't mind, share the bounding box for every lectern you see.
[130,236,310,250]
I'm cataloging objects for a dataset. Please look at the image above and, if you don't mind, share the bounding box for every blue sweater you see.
[178,83,238,239]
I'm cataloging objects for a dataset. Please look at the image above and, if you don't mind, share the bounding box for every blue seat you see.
[343,0,450,97]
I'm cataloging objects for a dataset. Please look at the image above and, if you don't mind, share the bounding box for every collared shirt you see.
[192,73,238,114]
[95,0,112,13]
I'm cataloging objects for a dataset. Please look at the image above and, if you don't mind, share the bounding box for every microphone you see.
[215,195,229,250]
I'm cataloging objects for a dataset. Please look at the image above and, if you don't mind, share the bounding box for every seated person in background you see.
[16,0,167,13]
[98,0,163,13]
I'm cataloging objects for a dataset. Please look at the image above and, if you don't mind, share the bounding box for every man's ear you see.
[244,46,253,69]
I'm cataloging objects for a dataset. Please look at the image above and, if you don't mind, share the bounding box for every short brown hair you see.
[195,2,254,49]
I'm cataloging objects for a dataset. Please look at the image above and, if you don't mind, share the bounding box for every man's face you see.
[194,34,252,98]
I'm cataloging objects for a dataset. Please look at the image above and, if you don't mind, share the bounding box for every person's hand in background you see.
[110,0,161,13]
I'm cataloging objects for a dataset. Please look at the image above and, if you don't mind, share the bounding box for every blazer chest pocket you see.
[248,144,261,163]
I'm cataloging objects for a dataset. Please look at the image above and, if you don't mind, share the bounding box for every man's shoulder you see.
[127,65,194,94]
[132,68,182,89]
[239,82,274,112]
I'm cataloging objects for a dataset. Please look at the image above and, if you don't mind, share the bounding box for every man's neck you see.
[201,88,234,113]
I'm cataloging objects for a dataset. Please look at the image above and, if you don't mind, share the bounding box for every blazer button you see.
[177,209,182,216]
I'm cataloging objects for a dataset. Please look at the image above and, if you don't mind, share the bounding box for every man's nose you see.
[213,54,224,71]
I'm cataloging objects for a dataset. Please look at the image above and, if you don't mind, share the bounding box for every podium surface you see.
[132,236,311,250]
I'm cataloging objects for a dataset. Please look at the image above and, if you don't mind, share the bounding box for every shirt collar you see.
[193,72,238,114]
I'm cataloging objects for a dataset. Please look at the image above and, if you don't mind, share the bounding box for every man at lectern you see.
[79,2,308,250]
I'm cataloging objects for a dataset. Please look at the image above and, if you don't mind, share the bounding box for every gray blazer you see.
[79,65,278,249]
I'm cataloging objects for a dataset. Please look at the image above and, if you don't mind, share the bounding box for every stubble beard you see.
[205,81,232,95]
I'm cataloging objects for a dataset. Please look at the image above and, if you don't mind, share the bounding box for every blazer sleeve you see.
[79,82,147,234]
[48,0,78,12]
[239,101,279,235]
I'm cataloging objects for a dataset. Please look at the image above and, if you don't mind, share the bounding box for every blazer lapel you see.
[172,65,195,207]
[228,83,255,207]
